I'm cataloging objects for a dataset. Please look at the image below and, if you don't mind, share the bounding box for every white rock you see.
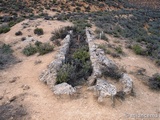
[53,82,76,95]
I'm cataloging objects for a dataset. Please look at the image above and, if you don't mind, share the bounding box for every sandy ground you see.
[0,19,160,120]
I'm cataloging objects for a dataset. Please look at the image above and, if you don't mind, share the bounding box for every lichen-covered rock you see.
[120,73,133,94]
[88,78,117,102]
[53,82,76,95]
[39,33,71,88]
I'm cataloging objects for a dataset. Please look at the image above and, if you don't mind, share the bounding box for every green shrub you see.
[56,64,76,84]
[0,43,15,69]
[132,44,143,55]
[51,27,68,41]
[115,46,123,54]
[73,48,90,63]
[22,44,37,56]
[34,41,42,47]
[1,44,13,54]
[0,27,10,34]
[34,28,44,35]
[98,44,111,54]
[37,43,54,55]
[148,73,160,91]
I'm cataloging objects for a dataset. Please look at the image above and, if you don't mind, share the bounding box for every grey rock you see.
[53,82,76,95]
[88,78,117,102]
[120,73,133,94]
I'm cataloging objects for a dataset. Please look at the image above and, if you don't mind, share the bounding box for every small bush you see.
[0,44,13,54]
[73,48,90,63]
[0,27,10,34]
[148,73,160,91]
[56,64,76,84]
[0,44,15,69]
[132,44,143,55]
[15,31,22,36]
[50,26,74,41]
[156,60,160,66]
[34,41,42,47]
[34,28,44,35]
[37,43,54,55]
[102,66,122,80]
[22,44,37,56]
[98,44,111,54]
[115,46,123,54]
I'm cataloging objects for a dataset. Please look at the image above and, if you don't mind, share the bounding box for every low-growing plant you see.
[15,31,22,36]
[56,64,76,84]
[0,26,10,34]
[50,26,74,41]
[132,44,143,55]
[1,44,13,54]
[148,73,160,91]
[98,44,109,54]
[34,28,44,35]
[0,43,15,69]
[115,46,123,54]
[22,44,37,56]
[34,41,42,47]
[73,48,90,63]
[102,66,122,80]
[37,43,54,55]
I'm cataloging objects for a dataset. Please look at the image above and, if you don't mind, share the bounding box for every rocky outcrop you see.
[88,78,117,102]
[39,33,71,88]
[120,73,133,94]
[86,28,134,101]
[53,82,76,95]
[86,28,117,85]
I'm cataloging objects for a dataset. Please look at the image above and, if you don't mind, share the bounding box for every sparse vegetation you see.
[50,26,74,41]
[115,46,123,54]
[22,44,37,56]
[0,44,16,69]
[148,73,160,91]
[132,44,144,55]
[23,42,54,56]
[15,31,22,36]
[34,28,44,35]
[73,48,90,63]
[56,64,76,84]
[0,26,10,34]
[37,43,54,55]
[102,66,122,80]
